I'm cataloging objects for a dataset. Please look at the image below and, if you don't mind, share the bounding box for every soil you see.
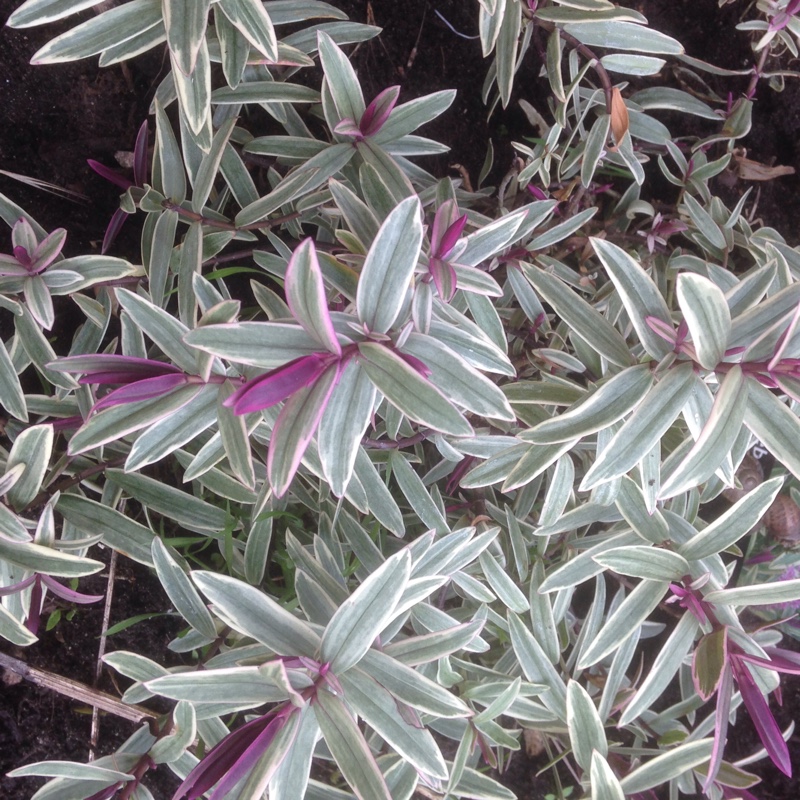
[1,0,800,799]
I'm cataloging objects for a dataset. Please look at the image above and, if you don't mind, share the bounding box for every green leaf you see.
[521,264,633,368]
[317,30,365,124]
[8,0,110,27]
[590,237,673,359]
[172,38,211,136]
[164,0,209,75]
[270,704,319,800]
[0,603,37,645]
[529,206,598,251]
[567,680,607,772]
[8,761,132,782]
[495,0,521,107]
[358,342,472,437]
[147,666,292,705]
[151,538,218,639]
[523,365,653,444]
[372,90,456,144]
[619,611,699,724]
[678,476,782,561]
[693,627,728,701]
[402,333,514,422]
[682,193,727,252]
[704,578,800,606]
[619,740,714,793]
[268,363,341,498]
[340,671,448,779]
[57,494,155,566]
[217,0,277,62]
[457,209,530,267]
[30,0,161,63]
[591,752,625,800]
[0,537,103,578]
[314,689,392,800]
[577,580,669,669]
[318,361,377,497]
[479,551,529,613]
[593,546,689,581]
[192,570,321,656]
[615,475,669,543]
[563,21,684,53]
[0,338,27,422]
[580,363,696,491]
[743,377,800,482]
[600,54,666,76]
[676,273,731,369]
[389,451,448,534]
[192,117,237,213]
[5,424,53,510]
[321,550,411,672]
[211,82,321,105]
[356,195,422,334]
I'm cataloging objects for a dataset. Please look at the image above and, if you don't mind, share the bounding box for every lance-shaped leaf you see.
[0,337,27,422]
[192,571,320,657]
[591,752,625,800]
[217,0,277,62]
[151,538,217,639]
[147,667,291,706]
[318,360,377,497]
[317,30,365,125]
[356,195,422,334]
[5,423,53,510]
[744,377,800,482]
[593,546,689,582]
[705,578,800,606]
[523,365,653,444]
[285,239,341,356]
[590,237,672,359]
[268,361,342,498]
[164,0,210,75]
[580,362,695,491]
[358,342,472,437]
[659,366,748,498]
[693,627,728,701]
[339,671,447,779]
[521,265,635,367]
[314,688,392,800]
[359,649,471,717]
[0,538,103,578]
[567,680,607,772]
[619,740,713,793]
[676,272,731,370]
[0,602,37,645]
[320,550,411,673]
[678,476,782,561]
[269,704,318,800]
[578,580,669,669]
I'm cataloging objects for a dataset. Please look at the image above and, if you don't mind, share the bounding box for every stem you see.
[24,456,127,512]
[745,44,771,100]
[527,14,614,115]
[162,200,301,232]
[362,430,432,450]
[0,650,157,724]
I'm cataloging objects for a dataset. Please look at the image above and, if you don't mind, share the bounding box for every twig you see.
[90,548,118,758]
[162,200,301,232]
[0,650,157,724]
[362,431,431,449]
[25,456,127,512]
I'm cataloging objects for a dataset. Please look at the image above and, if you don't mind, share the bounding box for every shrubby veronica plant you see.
[3,1,800,799]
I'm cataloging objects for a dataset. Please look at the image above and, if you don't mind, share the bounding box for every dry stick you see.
[89,548,118,759]
[0,650,157,724]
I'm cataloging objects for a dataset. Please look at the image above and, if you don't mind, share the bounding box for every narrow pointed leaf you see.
[567,680,607,772]
[164,0,209,74]
[677,272,731,369]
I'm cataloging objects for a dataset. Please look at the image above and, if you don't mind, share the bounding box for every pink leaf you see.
[92,373,189,412]
[360,85,401,137]
[224,353,331,415]
[87,159,133,191]
[40,575,104,604]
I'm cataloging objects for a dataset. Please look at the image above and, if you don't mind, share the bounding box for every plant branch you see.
[362,430,432,449]
[162,200,301,232]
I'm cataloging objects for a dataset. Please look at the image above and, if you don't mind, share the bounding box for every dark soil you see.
[1,0,800,799]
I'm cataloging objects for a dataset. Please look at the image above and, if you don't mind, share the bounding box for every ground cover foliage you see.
[2,1,800,799]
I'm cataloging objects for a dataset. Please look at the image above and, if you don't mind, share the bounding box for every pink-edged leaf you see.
[92,373,189,412]
[646,315,678,344]
[736,648,800,676]
[11,217,37,254]
[703,661,733,791]
[133,120,149,187]
[285,238,341,356]
[268,361,342,497]
[360,85,401,137]
[430,200,458,256]
[731,656,792,777]
[0,256,30,276]
[693,627,728,701]
[396,351,432,378]
[102,207,131,255]
[224,353,331,414]
[51,354,183,382]
[438,214,468,259]
[40,574,104,604]
[87,159,134,191]
[209,715,285,800]
[428,256,458,302]
[0,575,37,596]
[175,714,275,800]
[333,119,363,139]
[29,227,67,273]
